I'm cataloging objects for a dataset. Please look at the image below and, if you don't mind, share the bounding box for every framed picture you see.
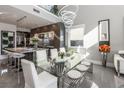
[98,19,110,46]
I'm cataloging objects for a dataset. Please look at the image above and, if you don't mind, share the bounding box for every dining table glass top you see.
[37,53,84,77]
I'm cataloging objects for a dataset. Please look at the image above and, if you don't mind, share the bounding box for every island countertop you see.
[3,47,47,53]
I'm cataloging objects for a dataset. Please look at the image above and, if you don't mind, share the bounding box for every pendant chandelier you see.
[58,5,79,29]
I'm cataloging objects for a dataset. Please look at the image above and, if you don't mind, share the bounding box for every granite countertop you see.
[4,47,47,53]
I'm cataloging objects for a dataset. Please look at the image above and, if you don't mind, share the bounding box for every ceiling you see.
[0,5,61,29]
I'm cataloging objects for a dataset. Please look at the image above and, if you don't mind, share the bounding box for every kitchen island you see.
[3,47,48,61]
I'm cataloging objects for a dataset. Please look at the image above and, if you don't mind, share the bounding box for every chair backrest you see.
[36,50,48,66]
[50,49,58,60]
[21,59,39,88]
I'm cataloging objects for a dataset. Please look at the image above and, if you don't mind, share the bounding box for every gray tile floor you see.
[84,65,124,88]
[0,64,124,88]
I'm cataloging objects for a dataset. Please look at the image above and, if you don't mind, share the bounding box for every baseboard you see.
[86,59,114,68]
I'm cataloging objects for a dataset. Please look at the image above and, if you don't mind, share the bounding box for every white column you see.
[15,31,17,49]
[65,28,71,48]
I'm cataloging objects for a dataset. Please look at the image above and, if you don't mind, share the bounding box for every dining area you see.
[0,47,95,88]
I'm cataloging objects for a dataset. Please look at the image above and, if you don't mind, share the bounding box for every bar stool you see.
[65,70,82,88]
[0,55,8,76]
[2,50,13,68]
[12,53,25,84]
[7,52,14,69]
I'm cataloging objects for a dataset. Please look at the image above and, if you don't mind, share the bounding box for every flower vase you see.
[61,55,64,59]
[102,52,107,67]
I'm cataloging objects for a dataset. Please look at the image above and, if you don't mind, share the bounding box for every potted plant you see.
[99,44,111,67]
[59,52,65,59]
[30,37,39,49]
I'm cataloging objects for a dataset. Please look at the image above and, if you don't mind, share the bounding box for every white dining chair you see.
[50,49,58,60]
[21,59,57,88]
[36,50,49,67]
[67,53,82,68]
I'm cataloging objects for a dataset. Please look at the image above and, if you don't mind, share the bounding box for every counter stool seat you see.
[76,64,89,72]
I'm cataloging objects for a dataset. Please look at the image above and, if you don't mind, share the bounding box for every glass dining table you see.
[36,53,85,88]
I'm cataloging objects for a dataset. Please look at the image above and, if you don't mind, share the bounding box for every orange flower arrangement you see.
[99,44,110,53]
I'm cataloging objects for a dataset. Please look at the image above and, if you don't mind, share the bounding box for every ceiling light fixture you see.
[58,5,79,29]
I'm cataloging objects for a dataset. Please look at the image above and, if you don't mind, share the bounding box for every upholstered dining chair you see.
[50,49,58,60]
[21,59,57,88]
[36,49,49,67]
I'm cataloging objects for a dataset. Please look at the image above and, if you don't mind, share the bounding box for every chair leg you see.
[117,60,120,77]
[62,76,65,88]
[57,77,60,88]
[118,72,120,77]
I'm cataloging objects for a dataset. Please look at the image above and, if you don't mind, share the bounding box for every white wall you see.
[74,5,124,65]
[0,22,30,54]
